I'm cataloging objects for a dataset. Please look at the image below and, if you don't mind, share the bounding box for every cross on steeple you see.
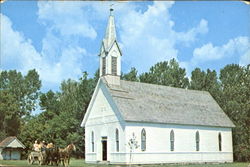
[110,4,114,16]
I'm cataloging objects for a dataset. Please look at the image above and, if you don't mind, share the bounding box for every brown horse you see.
[59,144,76,167]
[45,146,60,166]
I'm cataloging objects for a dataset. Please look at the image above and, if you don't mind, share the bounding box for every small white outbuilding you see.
[81,8,235,165]
[0,136,26,160]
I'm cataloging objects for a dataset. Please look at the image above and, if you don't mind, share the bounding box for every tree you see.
[0,90,20,138]
[219,64,250,161]
[19,115,46,150]
[189,68,206,90]
[121,67,139,82]
[19,71,97,158]
[139,59,189,88]
[58,72,97,157]
[0,69,41,139]
[127,133,139,166]
[189,68,222,102]
[39,90,60,119]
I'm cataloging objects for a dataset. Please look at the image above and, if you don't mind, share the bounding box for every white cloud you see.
[2,1,210,91]
[74,1,209,72]
[1,14,42,71]
[37,1,97,39]
[191,36,250,65]
[239,50,250,66]
[116,1,209,72]
[36,1,210,75]
[175,19,208,44]
[40,46,86,83]
[0,13,85,87]
[2,2,100,91]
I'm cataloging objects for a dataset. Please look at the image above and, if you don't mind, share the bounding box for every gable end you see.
[81,78,125,127]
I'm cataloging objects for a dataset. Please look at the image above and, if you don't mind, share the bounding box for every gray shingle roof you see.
[0,136,25,149]
[103,79,235,128]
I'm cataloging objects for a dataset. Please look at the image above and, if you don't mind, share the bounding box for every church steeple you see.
[99,7,122,85]
[104,7,116,50]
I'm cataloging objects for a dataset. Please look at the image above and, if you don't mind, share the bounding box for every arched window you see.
[91,131,94,152]
[218,132,222,151]
[141,128,146,151]
[170,130,174,151]
[116,129,119,152]
[196,131,200,151]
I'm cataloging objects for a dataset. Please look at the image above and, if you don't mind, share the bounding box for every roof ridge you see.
[120,79,210,94]
[0,136,17,148]
[0,136,25,149]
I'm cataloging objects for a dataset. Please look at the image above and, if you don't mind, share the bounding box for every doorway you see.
[102,137,107,161]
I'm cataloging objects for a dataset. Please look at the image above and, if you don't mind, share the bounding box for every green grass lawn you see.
[0,160,249,167]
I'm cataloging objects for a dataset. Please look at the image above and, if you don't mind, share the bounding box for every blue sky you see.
[1,1,250,93]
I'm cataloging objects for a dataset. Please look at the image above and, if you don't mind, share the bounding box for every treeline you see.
[0,70,41,138]
[0,59,249,161]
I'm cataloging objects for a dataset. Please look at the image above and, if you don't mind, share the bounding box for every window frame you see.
[141,128,146,151]
[218,132,222,151]
[196,131,200,151]
[116,128,119,152]
[170,130,174,151]
[91,131,94,152]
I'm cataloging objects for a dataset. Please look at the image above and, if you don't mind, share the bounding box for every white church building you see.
[81,9,235,164]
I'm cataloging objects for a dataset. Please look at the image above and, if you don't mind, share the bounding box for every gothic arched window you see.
[196,131,200,151]
[218,132,222,151]
[111,56,117,75]
[91,131,94,152]
[116,128,119,152]
[170,130,174,151]
[141,128,146,151]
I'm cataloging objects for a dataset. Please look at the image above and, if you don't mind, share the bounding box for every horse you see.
[59,144,76,167]
[44,146,60,166]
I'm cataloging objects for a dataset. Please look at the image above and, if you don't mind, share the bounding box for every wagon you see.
[27,151,43,165]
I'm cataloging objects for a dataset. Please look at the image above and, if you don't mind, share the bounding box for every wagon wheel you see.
[27,155,32,165]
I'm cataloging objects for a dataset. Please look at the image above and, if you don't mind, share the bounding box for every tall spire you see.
[99,6,121,85]
[104,5,116,49]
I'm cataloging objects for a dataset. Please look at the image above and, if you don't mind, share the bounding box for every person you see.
[46,142,54,149]
[40,141,47,151]
[33,140,40,152]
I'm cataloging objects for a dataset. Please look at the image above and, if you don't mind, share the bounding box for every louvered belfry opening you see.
[111,56,117,75]
[102,57,106,76]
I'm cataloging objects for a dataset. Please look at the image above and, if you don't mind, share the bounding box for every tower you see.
[99,7,122,85]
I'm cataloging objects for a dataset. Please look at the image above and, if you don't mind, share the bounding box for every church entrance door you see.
[102,137,107,161]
